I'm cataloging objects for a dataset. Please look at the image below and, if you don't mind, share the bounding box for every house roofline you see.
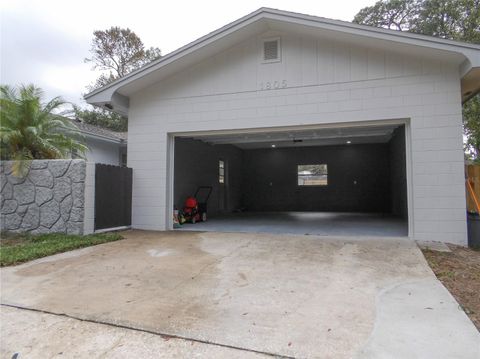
[84,7,480,102]
[266,7,480,50]
[74,128,126,144]
[84,7,268,99]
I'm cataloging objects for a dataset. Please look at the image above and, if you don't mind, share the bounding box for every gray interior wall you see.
[242,144,391,212]
[175,135,408,216]
[389,126,408,219]
[174,138,243,215]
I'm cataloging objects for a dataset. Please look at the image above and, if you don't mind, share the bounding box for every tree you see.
[353,0,419,31]
[353,0,480,161]
[85,26,161,89]
[0,84,88,175]
[353,0,480,40]
[80,27,161,132]
[463,96,480,159]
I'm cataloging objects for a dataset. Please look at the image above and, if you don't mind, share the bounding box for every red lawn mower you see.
[180,186,212,224]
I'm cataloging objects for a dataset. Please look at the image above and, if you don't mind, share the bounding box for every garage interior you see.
[173,124,409,237]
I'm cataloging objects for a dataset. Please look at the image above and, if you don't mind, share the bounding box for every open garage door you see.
[172,122,409,237]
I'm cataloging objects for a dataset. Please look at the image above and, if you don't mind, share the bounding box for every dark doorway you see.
[218,159,228,212]
[173,123,408,236]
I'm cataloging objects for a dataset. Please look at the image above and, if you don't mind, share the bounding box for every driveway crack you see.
[1,303,295,359]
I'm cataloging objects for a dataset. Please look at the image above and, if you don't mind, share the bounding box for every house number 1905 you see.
[260,80,287,90]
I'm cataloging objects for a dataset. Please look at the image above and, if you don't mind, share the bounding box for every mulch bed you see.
[422,245,480,331]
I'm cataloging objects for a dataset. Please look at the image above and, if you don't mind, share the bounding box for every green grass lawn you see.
[0,232,123,266]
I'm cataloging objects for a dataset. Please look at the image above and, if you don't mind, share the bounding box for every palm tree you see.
[0,84,88,175]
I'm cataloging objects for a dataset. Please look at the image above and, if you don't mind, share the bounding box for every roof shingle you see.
[71,119,127,142]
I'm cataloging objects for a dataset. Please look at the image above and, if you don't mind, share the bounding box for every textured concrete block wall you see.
[0,160,86,235]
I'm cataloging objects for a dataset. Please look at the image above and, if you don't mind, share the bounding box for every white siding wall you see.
[127,31,467,245]
[83,162,95,235]
[85,138,121,166]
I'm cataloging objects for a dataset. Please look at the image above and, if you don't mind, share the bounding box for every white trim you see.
[83,162,96,235]
[166,134,175,230]
[404,119,414,239]
[84,7,479,102]
[94,225,131,233]
[265,8,479,50]
[84,8,266,100]
[171,118,408,138]
[75,130,125,144]
[169,118,411,236]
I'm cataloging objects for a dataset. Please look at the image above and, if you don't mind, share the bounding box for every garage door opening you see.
[172,123,409,237]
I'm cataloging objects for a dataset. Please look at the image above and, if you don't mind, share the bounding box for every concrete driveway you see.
[1,230,479,358]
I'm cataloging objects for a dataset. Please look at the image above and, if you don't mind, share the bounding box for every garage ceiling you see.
[185,124,401,149]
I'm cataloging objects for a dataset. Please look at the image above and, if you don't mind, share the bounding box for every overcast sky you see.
[1,0,373,107]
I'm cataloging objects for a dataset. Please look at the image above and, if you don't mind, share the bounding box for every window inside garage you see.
[297,164,328,186]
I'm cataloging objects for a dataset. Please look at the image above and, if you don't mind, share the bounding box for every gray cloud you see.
[1,10,94,104]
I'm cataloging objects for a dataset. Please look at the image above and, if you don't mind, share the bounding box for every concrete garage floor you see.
[1,231,479,358]
[178,211,408,237]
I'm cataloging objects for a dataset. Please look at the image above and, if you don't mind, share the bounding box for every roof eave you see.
[78,130,125,144]
[461,67,480,104]
[84,7,480,110]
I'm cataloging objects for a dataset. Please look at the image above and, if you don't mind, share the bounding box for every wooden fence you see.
[94,164,132,230]
[466,164,480,214]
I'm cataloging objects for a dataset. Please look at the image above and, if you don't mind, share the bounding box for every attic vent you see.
[263,38,280,62]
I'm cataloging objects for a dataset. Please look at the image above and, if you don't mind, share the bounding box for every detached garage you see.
[85,8,480,245]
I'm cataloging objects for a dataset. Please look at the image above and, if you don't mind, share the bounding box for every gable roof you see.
[71,119,127,144]
[85,7,480,113]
